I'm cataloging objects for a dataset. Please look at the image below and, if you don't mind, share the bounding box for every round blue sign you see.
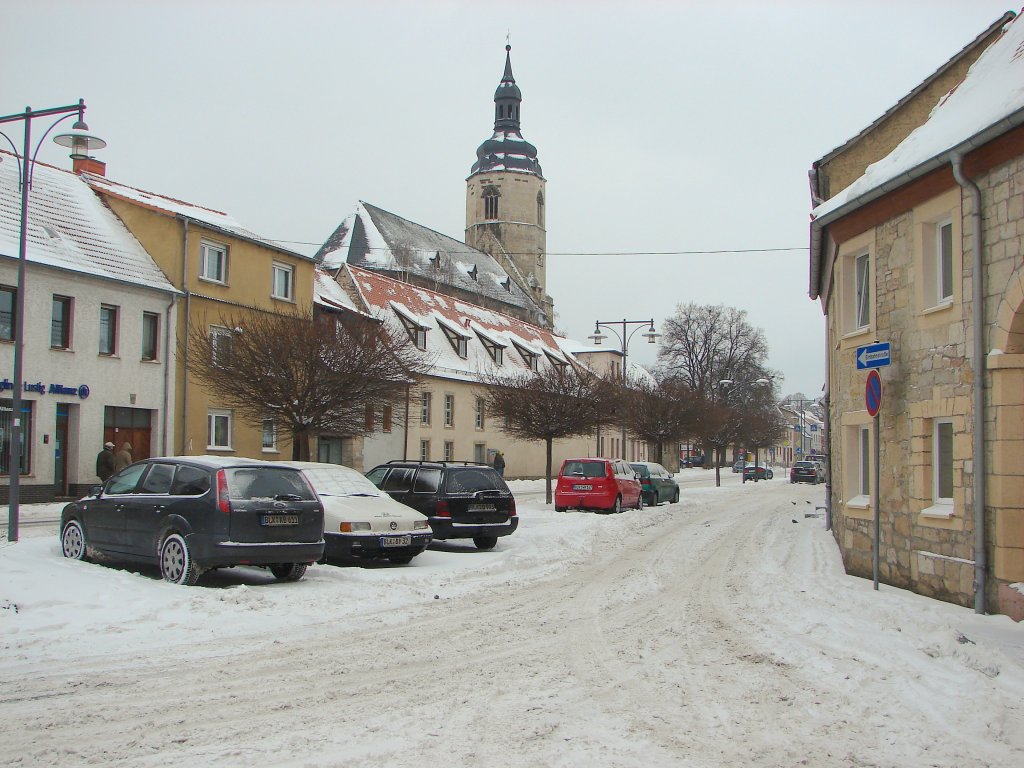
[77,384,90,400]
[865,370,882,417]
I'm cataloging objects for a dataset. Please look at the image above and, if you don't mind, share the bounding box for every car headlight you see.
[413,520,430,530]
[340,522,371,532]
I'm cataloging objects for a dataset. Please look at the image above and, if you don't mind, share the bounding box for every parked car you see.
[732,460,745,473]
[790,460,824,484]
[554,458,643,513]
[742,464,774,481]
[681,454,705,468]
[59,456,325,585]
[629,461,680,506]
[287,461,432,565]
[365,461,517,550]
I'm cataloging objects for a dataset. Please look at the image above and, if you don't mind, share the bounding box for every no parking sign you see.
[866,369,882,417]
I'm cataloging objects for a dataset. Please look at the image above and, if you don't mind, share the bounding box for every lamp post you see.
[1,100,105,542]
[589,318,659,460]
[718,376,774,482]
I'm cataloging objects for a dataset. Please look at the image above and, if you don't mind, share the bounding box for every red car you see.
[554,458,643,513]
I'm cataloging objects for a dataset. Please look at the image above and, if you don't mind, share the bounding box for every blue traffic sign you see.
[866,369,882,417]
[857,342,891,369]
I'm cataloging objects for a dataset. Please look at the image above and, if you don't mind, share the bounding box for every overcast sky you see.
[6,0,1017,399]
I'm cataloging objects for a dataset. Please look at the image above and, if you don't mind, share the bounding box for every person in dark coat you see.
[96,441,116,481]
[113,441,133,472]
[493,451,505,477]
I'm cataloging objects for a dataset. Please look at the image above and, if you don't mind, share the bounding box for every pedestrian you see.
[493,450,505,477]
[96,441,116,481]
[113,441,133,472]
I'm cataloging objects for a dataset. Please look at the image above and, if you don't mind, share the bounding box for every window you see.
[854,252,870,330]
[440,325,469,358]
[200,241,227,283]
[444,440,454,461]
[475,397,485,430]
[383,405,393,433]
[210,325,233,368]
[99,304,118,356]
[397,312,428,350]
[365,403,375,431]
[51,296,72,349]
[140,463,176,494]
[0,398,31,475]
[0,285,15,341]
[419,439,430,461]
[513,342,539,371]
[421,392,432,425]
[208,409,233,450]
[414,468,441,493]
[272,262,294,301]
[262,419,277,451]
[483,186,499,220]
[933,419,954,508]
[858,425,871,497]
[478,334,504,365]
[936,220,954,303]
[141,312,159,361]
[537,191,544,227]
[444,394,455,427]
[171,465,211,496]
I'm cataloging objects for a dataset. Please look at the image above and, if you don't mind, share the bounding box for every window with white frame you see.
[200,241,228,283]
[444,393,455,427]
[141,311,159,361]
[99,304,118,356]
[397,311,428,350]
[272,262,294,301]
[475,397,485,430]
[419,439,430,461]
[208,409,233,450]
[440,324,469,358]
[444,440,454,461]
[421,392,432,425]
[854,252,870,330]
[936,220,954,304]
[933,419,954,507]
[262,419,277,451]
[51,295,72,349]
[858,425,871,497]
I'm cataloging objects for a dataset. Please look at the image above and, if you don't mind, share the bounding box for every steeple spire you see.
[470,43,542,177]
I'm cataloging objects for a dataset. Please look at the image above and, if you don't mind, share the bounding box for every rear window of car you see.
[227,468,317,500]
[445,467,509,494]
[629,464,650,477]
[171,465,210,496]
[414,468,442,493]
[562,460,607,478]
[794,461,815,468]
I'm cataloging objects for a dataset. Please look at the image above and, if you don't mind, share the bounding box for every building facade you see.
[809,13,1024,618]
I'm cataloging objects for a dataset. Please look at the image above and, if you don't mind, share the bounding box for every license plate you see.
[381,535,412,547]
[573,484,592,491]
[260,514,299,526]
[468,503,496,512]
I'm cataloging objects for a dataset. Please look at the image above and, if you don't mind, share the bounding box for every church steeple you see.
[470,45,542,177]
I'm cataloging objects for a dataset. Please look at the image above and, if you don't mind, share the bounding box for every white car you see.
[287,462,432,565]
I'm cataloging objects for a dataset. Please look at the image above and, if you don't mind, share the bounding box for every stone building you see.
[809,12,1024,619]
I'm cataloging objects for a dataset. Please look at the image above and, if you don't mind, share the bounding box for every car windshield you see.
[445,467,510,494]
[562,460,606,478]
[227,468,317,500]
[297,465,382,498]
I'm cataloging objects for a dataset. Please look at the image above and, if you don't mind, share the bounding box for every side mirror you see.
[88,484,103,498]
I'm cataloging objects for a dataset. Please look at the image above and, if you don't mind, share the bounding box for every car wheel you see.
[651,492,659,507]
[767,470,774,479]
[61,519,88,561]
[636,492,644,510]
[672,488,680,504]
[555,506,567,512]
[388,555,414,565]
[613,495,622,514]
[159,533,200,586]
[270,563,307,581]
[473,536,498,550]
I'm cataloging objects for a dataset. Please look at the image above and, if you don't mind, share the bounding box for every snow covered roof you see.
[812,12,1024,223]
[85,173,311,260]
[346,264,569,383]
[0,152,177,294]
[313,268,364,314]
[315,201,544,318]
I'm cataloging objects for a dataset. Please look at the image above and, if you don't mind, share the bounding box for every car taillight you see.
[435,500,451,518]
[509,498,517,517]
[216,469,231,514]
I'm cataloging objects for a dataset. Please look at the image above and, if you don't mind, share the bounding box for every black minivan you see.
[365,461,518,550]
[60,456,325,585]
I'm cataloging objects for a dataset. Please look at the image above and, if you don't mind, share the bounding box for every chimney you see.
[73,157,106,176]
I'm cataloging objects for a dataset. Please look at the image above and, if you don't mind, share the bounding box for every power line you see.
[263,240,809,257]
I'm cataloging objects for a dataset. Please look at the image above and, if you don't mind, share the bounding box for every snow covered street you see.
[2,470,1022,766]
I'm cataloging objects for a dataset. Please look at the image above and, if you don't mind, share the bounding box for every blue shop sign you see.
[0,378,90,399]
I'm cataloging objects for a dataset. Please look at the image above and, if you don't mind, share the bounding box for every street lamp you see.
[589,318,660,459]
[718,375,776,482]
[1,99,105,541]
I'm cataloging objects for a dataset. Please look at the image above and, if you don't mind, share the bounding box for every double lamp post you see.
[1,100,105,541]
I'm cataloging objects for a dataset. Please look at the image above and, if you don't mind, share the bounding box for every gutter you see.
[951,155,987,615]
[162,293,177,456]
[809,106,1024,300]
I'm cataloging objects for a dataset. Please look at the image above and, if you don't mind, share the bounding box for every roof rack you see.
[384,460,490,467]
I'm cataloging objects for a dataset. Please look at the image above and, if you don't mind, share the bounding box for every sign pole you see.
[873,412,880,591]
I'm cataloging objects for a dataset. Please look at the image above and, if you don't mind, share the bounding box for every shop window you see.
[0,398,32,475]
[0,285,15,342]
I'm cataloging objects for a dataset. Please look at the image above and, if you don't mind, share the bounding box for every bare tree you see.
[623,377,708,467]
[480,364,611,504]
[187,307,427,460]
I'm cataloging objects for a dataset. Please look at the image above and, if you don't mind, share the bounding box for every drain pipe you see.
[951,153,986,615]
[180,219,191,455]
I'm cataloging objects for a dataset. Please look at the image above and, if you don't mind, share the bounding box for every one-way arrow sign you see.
[856,342,891,369]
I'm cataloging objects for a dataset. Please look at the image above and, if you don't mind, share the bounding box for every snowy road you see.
[2,474,1022,766]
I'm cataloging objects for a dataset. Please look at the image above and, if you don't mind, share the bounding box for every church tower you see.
[466,45,553,327]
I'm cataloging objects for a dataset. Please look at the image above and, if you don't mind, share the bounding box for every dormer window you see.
[439,324,469,359]
[475,331,505,365]
[512,341,539,372]
[395,310,428,350]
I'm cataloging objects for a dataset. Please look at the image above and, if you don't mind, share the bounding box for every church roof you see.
[315,200,546,321]
[470,45,543,178]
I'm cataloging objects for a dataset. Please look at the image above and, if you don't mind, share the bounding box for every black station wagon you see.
[365,461,518,550]
[59,456,325,585]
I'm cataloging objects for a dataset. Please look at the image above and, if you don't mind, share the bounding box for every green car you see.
[629,462,681,506]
